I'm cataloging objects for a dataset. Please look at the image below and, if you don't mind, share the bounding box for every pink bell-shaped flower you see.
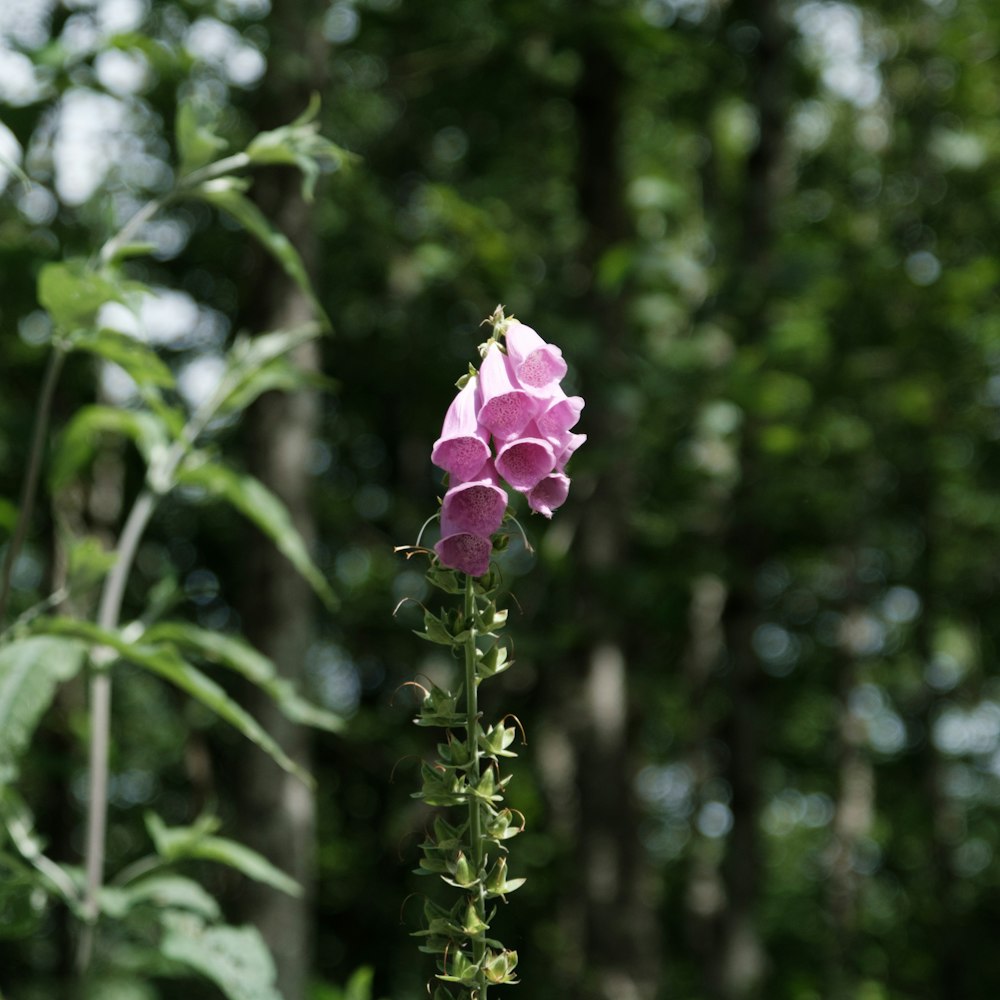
[504,321,567,395]
[527,472,571,518]
[536,389,584,439]
[434,531,492,577]
[495,432,556,491]
[476,343,537,439]
[556,431,587,471]
[440,461,508,537]
[431,376,490,482]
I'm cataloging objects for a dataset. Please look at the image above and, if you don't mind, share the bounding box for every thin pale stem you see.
[76,488,157,973]
[463,574,488,1000]
[0,345,67,626]
[97,151,252,267]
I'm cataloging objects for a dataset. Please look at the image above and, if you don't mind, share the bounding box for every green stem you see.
[463,574,488,1000]
[97,151,252,267]
[0,344,67,626]
[76,488,158,973]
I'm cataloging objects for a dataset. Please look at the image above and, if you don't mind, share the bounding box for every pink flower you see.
[427,314,585,570]
[536,389,584,439]
[434,531,492,577]
[440,462,508,537]
[527,472,571,518]
[431,376,490,482]
[495,433,556,491]
[504,321,567,395]
[555,432,587,470]
[476,343,538,439]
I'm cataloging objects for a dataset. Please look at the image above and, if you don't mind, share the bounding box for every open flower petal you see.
[505,321,567,394]
[435,532,492,577]
[495,436,556,491]
[477,343,538,438]
[556,432,587,470]
[527,472,571,518]
[431,376,490,481]
[536,390,584,439]
[441,464,508,537]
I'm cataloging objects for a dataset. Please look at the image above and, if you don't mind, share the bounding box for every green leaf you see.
[0,636,87,785]
[176,461,337,610]
[35,618,313,786]
[159,911,282,1000]
[0,497,18,535]
[212,325,327,417]
[114,874,223,921]
[142,622,343,733]
[105,241,159,264]
[66,535,117,592]
[193,180,329,328]
[50,405,170,493]
[69,327,176,389]
[145,814,301,897]
[244,93,354,201]
[0,854,48,939]
[80,975,159,1000]
[175,99,228,177]
[343,967,376,1000]
[0,788,81,905]
[38,260,123,331]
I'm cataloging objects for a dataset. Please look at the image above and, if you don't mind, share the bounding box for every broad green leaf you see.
[159,911,282,1000]
[38,260,123,332]
[70,327,176,389]
[175,99,227,177]
[0,636,86,785]
[50,405,170,493]
[114,874,222,921]
[176,461,337,610]
[145,814,300,897]
[193,180,329,328]
[142,622,343,733]
[35,618,313,786]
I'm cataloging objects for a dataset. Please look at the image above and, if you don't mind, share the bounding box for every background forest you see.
[3,0,1000,998]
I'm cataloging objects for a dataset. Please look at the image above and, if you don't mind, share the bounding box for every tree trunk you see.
[548,22,662,1000]
[709,0,790,995]
[231,5,328,998]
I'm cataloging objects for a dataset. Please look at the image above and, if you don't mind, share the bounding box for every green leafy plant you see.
[0,95,347,996]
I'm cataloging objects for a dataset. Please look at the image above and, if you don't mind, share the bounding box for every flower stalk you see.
[463,573,488,994]
[402,308,585,998]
